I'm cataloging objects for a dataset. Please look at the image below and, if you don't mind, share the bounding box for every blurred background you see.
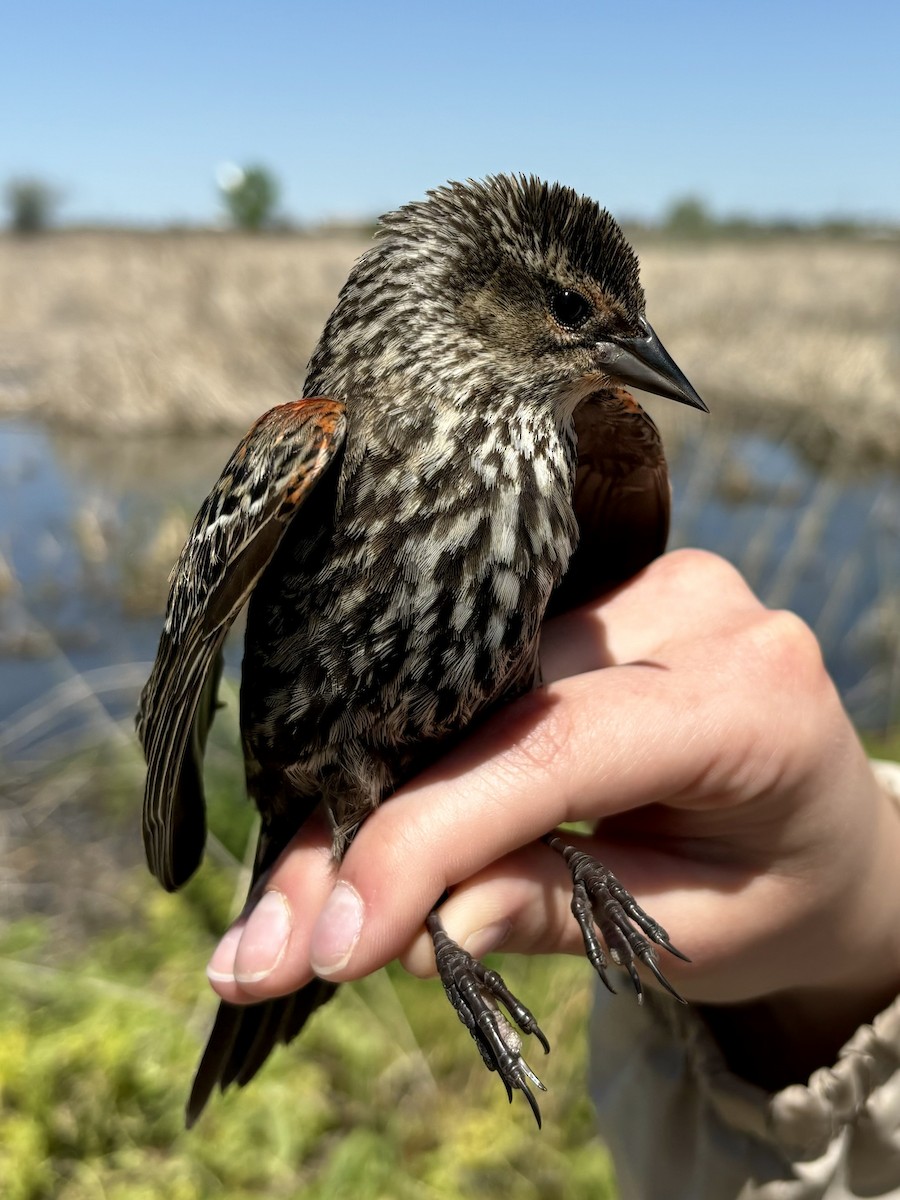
[1,2,898,1197]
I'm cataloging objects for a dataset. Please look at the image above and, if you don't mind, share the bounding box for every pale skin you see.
[206,549,900,1090]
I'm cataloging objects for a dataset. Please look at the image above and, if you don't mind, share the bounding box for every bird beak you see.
[595,317,708,412]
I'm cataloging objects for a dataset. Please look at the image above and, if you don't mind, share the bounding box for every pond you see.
[1,413,897,761]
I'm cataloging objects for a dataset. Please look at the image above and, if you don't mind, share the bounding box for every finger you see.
[399,842,582,975]
[213,649,715,1005]
[540,548,761,682]
[397,838,697,980]
[306,658,734,984]
[397,834,800,1005]
[205,815,335,1003]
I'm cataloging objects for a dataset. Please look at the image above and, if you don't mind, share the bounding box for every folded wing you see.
[550,389,670,615]
[136,398,347,891]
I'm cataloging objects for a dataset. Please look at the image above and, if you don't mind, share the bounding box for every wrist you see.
[704,761,900,1091]
[700,973,900,1094]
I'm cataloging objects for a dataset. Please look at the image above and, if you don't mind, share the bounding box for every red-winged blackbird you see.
[137,175,706,1127]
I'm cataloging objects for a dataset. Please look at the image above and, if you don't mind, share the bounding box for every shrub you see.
[219,165,280,232]
[5,178,60,235]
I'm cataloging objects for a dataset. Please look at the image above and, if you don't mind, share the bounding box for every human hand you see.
[207,549,900,1069]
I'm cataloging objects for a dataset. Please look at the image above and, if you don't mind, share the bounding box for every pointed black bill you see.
[596,317,708,412]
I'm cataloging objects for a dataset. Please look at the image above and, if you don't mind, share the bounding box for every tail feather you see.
[232,999,287,1089]
[186,980,339,1126]
[184,791,337,1126]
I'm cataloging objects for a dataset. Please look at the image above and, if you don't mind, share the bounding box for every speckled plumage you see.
[137,174,706,1126]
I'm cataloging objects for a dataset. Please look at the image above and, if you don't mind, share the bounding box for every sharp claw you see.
[520,1078,542,1129]
[547,837,687,1002]
[626,961,643,999]
[645,956,687,1004]
[594,963,617,995]
[660,939,692,963]
[428,911,550,1122]
[521,1060,548,1092]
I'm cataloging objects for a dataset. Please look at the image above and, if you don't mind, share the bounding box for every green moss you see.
[0,717,620,1198]
[0,862,617,1199]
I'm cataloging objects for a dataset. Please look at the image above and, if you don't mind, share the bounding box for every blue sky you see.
[3,0,898,225]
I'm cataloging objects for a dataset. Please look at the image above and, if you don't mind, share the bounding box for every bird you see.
[137,174,707,1128]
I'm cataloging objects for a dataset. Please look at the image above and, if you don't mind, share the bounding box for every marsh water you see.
[1,413,898,760]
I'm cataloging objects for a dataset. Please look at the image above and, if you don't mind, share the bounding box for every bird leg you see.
[426,909,550,1127]
[544,834,689,1002]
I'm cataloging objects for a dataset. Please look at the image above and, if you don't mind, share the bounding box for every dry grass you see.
[1,231,898,459]
[0,231,364,435]
[638,239,900,460]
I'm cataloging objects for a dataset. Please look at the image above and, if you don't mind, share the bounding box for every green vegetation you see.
[219,165,281,232]
[3,673,896,1200]
[4,707,898,1199]
[0,737,616,1200]
[863,725,900,765]
[4,178,61,235]
[651,193,898,241]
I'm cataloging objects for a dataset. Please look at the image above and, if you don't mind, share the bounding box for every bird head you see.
[308,175,706,420]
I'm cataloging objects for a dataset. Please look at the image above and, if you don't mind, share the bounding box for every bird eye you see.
[549,288,592,330]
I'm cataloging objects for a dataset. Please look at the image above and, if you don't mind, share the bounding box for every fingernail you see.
[463,920,512,959]
[309,882,364,976]
[206,921,245,983]
[233,890,292,984]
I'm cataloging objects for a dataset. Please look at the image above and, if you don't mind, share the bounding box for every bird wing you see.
[137,398,347,891]
[549,388,670,615]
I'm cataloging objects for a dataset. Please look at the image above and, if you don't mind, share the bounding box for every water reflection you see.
[0,413,897,756]
[668,421,899,723]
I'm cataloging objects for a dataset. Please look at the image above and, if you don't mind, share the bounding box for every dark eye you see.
[549,288,593,330]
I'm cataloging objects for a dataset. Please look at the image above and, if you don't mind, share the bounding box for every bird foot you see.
[426,910,550,1127]
[544,834,689,1002]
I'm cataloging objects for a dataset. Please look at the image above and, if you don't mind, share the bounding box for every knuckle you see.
[367,799,441,877]
[653,547,751,601]
[742,609,830,706]
[663,546,724,574]
[757,609,824,678]
[490,687,575,793]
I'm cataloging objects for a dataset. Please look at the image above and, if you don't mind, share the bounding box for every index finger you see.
[305,657,722,983]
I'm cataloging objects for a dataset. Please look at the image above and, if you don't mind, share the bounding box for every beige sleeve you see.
[588,759,900,1200]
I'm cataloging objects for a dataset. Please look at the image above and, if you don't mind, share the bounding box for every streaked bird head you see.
[307,174,706,418]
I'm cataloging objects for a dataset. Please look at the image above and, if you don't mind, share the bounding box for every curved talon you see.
[644,953,687,1003]
[519,1078,542,1129]
[625,961,643,1001]
[660,938,691,964]
[546,834,687,1002]
[481,966,551,1054]
[427,909,548,1125]
[521,1059,548,1091]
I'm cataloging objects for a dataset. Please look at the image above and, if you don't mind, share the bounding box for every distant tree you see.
[219,165,280,231]
[5,177,60,234]
[820,216,863,239]
[663,195,713,238]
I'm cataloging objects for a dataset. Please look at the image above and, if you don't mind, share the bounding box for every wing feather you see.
[137,398,346,890]
[550,388,670,615]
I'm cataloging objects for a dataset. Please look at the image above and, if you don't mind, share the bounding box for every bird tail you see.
[186,978,338,1126]
[186,789,335,1127]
